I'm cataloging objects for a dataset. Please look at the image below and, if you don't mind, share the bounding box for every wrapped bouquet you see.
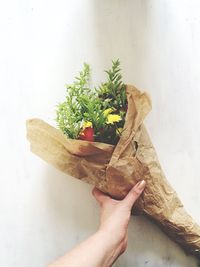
[26,61,200,259]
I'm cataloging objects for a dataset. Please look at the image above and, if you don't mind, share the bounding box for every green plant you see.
[97,59,127,111]
[56,60,127,145]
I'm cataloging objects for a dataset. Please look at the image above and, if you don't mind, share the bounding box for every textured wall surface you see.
[0,0,200,266]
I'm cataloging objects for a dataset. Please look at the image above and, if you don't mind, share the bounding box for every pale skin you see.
[47,180,146,267]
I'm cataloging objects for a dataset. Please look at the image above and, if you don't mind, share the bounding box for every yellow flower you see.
[103,108,114,117]
[83,121,92,128]
[106,114,121,124]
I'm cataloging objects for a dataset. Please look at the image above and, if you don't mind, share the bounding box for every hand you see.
[47,180,146,267]
[92,180,146,264]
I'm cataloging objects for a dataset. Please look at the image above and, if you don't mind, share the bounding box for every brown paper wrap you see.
[26,85,200,259]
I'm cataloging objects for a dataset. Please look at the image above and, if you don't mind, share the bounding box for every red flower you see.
[79,127,94,142]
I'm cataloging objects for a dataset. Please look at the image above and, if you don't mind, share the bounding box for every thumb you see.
[122,180,146,210]
[92,187,111,206]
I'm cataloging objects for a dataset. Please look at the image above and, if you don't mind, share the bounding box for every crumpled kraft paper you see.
[26,85,200,259]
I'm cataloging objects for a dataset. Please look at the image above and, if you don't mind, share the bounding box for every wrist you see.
[97,228,121,248]
[95,230,126,267]
[97,225,127,248]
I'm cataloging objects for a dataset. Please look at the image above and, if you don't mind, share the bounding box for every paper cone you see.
[26,85,200,259]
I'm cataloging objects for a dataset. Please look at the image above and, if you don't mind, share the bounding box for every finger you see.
[92,187,111,205]
[122,180,146,209]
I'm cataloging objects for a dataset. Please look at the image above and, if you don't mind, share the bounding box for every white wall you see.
[0,0,200,266]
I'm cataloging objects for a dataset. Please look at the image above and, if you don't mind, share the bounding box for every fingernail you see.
[137,180,146,190]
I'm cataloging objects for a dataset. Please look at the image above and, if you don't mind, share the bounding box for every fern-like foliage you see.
[56,63,90,138]
[56,63,106,139]
[97,59,127,111]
